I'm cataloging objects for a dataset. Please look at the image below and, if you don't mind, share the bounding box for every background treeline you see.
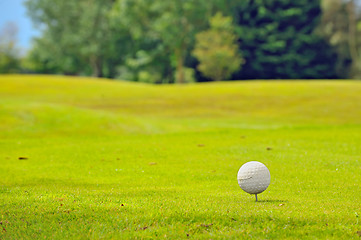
[1,0,361,83]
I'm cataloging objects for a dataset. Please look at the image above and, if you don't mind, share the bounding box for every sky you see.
[0,0,39,50]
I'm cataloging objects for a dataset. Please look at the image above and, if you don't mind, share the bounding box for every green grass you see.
[1,74,361,239]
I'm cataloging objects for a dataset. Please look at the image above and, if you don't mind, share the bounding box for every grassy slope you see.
[0,75,361,239]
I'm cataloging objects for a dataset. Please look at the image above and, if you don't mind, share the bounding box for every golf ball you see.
[237,161,270,194]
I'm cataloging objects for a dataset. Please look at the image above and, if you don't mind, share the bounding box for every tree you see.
[318,0,361,78]
[344,0,361,78]
[318,0,352,78]
[24,0,343,81]
[110,0,173,83]
[153,1,212,83]
[112,0,212,83]
[25,0,122,78]
[232,0,338,79]
[0,22,21,73]
[192,13,243,81]
[23,37,64,74]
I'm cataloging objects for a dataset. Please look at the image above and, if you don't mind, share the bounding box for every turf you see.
[0,74,361,239]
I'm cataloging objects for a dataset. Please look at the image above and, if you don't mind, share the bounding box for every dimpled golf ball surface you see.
[237,161,270,194]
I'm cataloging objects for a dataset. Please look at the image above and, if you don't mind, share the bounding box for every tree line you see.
[1,0,360,83]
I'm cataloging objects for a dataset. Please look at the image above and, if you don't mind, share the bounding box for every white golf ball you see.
[237,161,270,194]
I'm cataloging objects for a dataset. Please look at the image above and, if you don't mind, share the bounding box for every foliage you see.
[319,0,361,78]
[1,75,361,238]
[318,0,352,78]
[0,22,21,73]
[193,13,243,81]
[174,67,196,83]
[21,0,358,81]
[232,0,338,79]
[111,0,212,83]
[25,0,122,78]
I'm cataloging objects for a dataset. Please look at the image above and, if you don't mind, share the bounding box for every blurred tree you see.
[112,0,212,83]
[319,0,352,78]
[232,0,338,79]
[0,22,21,73]
[345,0,361,77]
[25,0,122,78]
[153,1,212,83]
[24,0,345,81]
[319,0,361,78]
[110,0,172,83]
[193,13,243,81]
[23,37,65,74]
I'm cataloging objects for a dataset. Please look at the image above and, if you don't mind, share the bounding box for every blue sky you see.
[0,0,39,50]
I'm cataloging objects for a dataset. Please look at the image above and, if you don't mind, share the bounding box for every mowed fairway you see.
[1,75,361,239]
